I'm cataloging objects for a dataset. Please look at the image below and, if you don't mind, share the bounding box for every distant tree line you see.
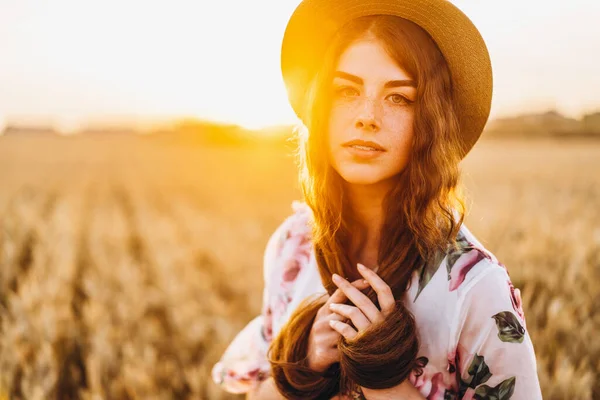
[3,110,600,141]
[484,110,600,138]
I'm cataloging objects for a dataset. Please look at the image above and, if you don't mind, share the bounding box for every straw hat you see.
[280,0,493,158]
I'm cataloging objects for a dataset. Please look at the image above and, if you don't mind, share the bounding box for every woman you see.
[212,0,542,399]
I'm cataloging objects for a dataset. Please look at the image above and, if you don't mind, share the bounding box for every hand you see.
[307,277,370,373]
[328,263,396,340]
[328,264,425,399]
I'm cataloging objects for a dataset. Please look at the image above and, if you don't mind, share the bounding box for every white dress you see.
[211,201,543,399]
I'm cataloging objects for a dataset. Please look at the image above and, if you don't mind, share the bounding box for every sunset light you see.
[0,0,598,130]
[0,1,598,397]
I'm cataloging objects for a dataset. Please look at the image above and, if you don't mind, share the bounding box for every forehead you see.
[334,38,412,82]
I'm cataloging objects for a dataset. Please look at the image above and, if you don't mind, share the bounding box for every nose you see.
[354,97,380,131]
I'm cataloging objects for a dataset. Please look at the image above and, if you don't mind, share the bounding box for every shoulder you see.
[448,224,527,327]
[263,201,313,281]
[266,201,312,254]
[445,223,506,294]
[412,221,512,304]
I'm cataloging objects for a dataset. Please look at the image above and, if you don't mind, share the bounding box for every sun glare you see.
[0,0,598,129]
[0,1,299,130]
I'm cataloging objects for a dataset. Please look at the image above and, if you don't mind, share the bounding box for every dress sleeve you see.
[210,217,289,394]
[452,263,543,400]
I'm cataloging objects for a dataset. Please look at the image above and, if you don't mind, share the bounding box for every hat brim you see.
[281,0,493,158]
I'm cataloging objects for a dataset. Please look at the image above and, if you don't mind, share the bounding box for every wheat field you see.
[0,134,598,399]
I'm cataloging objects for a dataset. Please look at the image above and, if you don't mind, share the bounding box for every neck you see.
[343,178,394,265]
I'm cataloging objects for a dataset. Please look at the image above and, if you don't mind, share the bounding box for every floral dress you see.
[211,201,543,399]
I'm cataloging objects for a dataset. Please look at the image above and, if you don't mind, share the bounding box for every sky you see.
[0,0,599,131]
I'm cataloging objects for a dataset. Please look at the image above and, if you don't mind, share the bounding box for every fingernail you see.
[357,263,366,271]
[332,273,341,282]
[329,303,337,309]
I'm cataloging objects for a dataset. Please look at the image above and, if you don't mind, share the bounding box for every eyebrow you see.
[333,70,416,88]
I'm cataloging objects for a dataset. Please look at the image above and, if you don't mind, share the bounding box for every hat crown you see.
[281,0,493,159]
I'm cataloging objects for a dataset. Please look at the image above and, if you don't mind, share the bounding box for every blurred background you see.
[0,0,599,399]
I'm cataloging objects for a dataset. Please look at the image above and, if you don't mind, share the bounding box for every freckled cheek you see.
[328,105,414,146]
[331,103,358,123]
[381,107,414,130]
[383,111,415,155]
[327,106,356,143]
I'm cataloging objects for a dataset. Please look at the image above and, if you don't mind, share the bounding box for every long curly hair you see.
[268,15,468,398]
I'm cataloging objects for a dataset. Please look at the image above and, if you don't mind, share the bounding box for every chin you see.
[337,169,388,185]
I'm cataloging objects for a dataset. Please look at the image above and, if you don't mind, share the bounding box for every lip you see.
[342,139,386,151]
[344,145,385,159]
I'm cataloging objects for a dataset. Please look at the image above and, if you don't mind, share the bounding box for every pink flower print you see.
[409,357,450,398]
[409,356,429,392]
[262,305,273,342]
[445,348,459,393]
[279,224,312,288]
[409,368,432,395]
[409,369,448,399]
[426,372,446,400]
[279,223,311,266]
[270,293,290,323]
[233,367,268,387]
[461,388,476,400]
[448,249,485,291]
[275,202,312,261]
[508,279,526,327]
[282,258,301,282]
[288,206,312,237]
[246,367,260,379]
[290,233,312,266]
[446,348,457,374]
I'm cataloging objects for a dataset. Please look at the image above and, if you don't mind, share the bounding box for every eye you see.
[387,93,413,105]
[335,86,359,98]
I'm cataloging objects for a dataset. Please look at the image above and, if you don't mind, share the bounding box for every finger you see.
[326,330,343,348]
[328,312,347,322]
[315,308,349,335]
[329,303,370,331]
[325,278,369,307]
[357,263,396,317]
[332,273,380,323]
[329,319,358,340]
[315,307,351,336]
[324,328,346,349]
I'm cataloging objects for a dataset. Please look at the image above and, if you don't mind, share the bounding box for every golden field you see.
[0,134,598,399]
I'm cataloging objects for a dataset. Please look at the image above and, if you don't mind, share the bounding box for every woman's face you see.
[327,37,417,186]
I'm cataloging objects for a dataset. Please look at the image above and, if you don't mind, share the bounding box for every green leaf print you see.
[444,389,458,400]
[492,312,525,343]
[446,233,475,280]
[414,249,446,301]
[459,353,492,395]
[473,376,516,400]
[467,353,492,387]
